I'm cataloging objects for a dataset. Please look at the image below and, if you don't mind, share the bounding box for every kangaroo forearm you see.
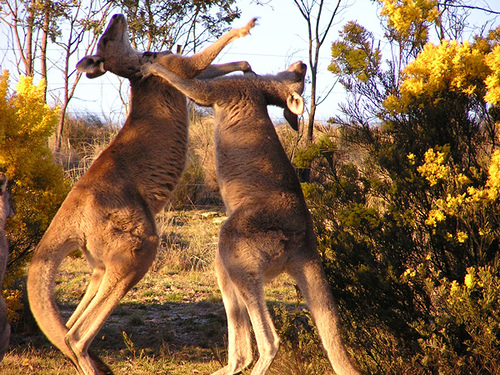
[197,62,252,79]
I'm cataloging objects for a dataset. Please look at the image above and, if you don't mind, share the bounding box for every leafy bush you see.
[0,71,70,325]
[280,4,500,373]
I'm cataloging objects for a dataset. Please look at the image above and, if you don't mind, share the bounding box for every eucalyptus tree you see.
[112,0,241,53]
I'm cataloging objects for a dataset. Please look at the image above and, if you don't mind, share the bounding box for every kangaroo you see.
[0,173,14,361]
[142,61,361,375]
[27,14,256,375]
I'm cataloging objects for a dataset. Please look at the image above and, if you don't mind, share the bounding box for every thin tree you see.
[112,0,241,54]
[0,0,76,100]
[52,0,113,153]
[0,0,37,77]
[293,0,345,143]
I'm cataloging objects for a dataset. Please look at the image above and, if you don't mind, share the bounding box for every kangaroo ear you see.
[76,56,106,78]
[287,92,304,115]
[284,93,304,131]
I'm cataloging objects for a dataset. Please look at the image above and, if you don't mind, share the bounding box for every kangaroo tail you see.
[289,255,362,375]
[27,225,81,366]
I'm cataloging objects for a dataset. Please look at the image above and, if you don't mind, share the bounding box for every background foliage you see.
[0,71,70,324]
[288,1,500,373]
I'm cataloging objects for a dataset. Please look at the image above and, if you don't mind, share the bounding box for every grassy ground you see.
[1,209,332,374]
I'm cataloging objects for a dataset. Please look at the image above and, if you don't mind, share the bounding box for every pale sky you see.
[1,0,496,126]
[69,0,383,125]
[216,0,384,123]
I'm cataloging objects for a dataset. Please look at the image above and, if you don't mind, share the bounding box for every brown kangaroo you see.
[27,14,256,375]
[143,61,361,374]
[0,172,14,361]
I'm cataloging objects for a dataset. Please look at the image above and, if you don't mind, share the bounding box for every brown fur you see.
[144,61,361,375]
[0,172,14,362]
[27,14,256,375]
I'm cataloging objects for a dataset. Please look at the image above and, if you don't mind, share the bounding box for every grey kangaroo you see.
[143,61,361,375]
[27,14,256,375]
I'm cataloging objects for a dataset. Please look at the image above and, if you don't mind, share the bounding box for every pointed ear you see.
[284,92,304,131]
[76,56,106,78]
[287,92,304,115]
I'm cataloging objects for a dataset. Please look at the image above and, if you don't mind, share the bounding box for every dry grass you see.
[1,208,331,375]
[2,113,335,374]
[65,136,117,185]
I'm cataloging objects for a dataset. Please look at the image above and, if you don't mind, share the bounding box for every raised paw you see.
[139,63,156,80]
[239,61,253,73]
[238,17,258,38]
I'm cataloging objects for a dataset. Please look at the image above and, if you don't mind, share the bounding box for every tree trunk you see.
[24,0,36,77]
[307,65,318,143]
[54,102,68,155]
[40,1,50,100]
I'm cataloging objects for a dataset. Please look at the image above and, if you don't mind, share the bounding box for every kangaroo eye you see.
[102,36,109,46]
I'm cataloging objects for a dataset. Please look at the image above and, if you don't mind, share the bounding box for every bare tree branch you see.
[438,2,500,15]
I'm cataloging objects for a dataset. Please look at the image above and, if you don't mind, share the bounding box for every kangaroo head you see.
[278,61,307,131]
[76,14,138,79]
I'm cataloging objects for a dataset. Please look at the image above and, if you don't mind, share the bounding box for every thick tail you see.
[289,255,361,375]
[27,226,81,366]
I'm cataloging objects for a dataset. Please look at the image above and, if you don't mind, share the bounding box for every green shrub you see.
[0,72,70,325]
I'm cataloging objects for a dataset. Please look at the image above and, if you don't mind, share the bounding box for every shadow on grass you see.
[11,299,229,354]
[3,299,334,375]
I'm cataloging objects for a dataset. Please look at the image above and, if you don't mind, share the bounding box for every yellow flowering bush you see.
[413,127,500,249]
[0,71,70,326]
[484,45,500,105]
[412,265,500,374]
[379,0,440,43]
[417,146,450,186]
[325,4,500,372]
[384,40,490,113]
[3,289,23,323]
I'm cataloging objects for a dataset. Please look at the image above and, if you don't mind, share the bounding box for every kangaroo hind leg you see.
[287,254,361,375]
[65,233,158,375]
[66,266,105,330]
[216,220,283,375]
[213,252,253,375]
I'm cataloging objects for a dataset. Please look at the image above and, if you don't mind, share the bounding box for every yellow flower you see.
[485,149,500,200]
[403,268,416,279]
[484,45,500,105]
[456,231,468,243]
[4,289,23,323]
[456,173,471,186]
[417,148,450,186]
[425,209,446,226]
[464,273,474,289]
